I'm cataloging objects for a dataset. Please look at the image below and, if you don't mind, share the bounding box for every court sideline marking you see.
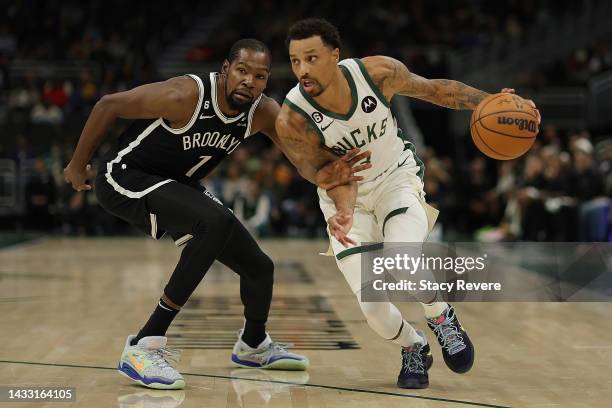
[0,359,509,407]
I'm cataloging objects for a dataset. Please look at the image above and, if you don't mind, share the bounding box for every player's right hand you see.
[327,210,355,248]
[316,148,372,190]
[64,162,93,191]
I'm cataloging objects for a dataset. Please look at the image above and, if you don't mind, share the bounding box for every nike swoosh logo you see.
[321,121,334,131]
[128,354,145,371]
[200,114,216,119]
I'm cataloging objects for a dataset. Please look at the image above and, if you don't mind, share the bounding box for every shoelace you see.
[402,348,425,374]
[147,347,181,369]
[269,342,292,353]
[251,342,293,362]
[430,316,465,355]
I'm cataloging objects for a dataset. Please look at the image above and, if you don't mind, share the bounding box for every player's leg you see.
[100,180,238,389]
[134,182,237,341]
[215,220,309,370]
[378,169,474,374]
[320,189,430,388]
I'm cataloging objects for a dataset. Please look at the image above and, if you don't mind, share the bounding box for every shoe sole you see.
[397,380,429,389]
[231,354,309,371]
[118,363,185,390]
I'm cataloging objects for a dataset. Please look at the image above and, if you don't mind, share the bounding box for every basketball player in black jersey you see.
[64,39,371,389]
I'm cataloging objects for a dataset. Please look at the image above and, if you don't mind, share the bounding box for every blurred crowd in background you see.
[0,0,610,241]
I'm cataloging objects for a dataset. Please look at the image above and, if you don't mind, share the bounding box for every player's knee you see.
[253,252,275,283]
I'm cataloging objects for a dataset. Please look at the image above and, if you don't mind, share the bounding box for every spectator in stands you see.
[30,97,63,125]
[460,157,495,233]
[569,138,604,201]
[234,178,271,237]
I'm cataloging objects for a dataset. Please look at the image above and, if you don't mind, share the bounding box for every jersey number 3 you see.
[186,155,212,177]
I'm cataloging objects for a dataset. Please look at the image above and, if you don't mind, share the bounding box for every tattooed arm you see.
[269,101,371,187]
[362,55,490,110]
[274,103,367,246]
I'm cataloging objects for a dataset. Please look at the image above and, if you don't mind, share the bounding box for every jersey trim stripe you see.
[398,128,425,180]
[354,58,390,108]
[336,242,384,260]
[382,206,409,237]
[105,118,174,198]
[159,74,205,134]
[283,99,326,145]
[244,94,263,138]
[298,65,358,120]
[150,213,157,239]
[210,73,246,124]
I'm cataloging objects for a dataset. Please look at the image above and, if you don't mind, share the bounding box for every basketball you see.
[470,93,539,160]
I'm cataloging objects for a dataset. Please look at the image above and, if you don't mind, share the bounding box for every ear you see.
[332,48,340,63]
[221,60,230,74]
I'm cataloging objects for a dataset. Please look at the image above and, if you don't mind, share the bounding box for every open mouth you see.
[301,79,316,92]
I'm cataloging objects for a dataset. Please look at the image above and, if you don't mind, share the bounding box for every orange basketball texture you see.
[470,93,539,160]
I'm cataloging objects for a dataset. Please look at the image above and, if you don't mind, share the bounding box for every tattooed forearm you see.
[378,57,489,110]
[425,79,489,110]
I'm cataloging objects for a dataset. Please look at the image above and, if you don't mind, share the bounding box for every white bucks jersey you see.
[284,58,424,183]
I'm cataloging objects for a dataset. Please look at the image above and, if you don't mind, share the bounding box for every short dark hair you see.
[227,38,271,63]
[285,18,342,50]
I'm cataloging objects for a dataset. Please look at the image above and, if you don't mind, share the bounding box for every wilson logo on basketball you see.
[497,116,537,132]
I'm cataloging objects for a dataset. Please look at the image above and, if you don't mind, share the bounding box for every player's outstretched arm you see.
[254,98,371,188]
[64,76,197,191]
[362,56,540,122]
[362,55,490,110]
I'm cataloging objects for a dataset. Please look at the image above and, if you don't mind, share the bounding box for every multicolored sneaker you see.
[397,331,433,389]
[118,335,185,389]
[426,305,474,374]
[231,330,309,370]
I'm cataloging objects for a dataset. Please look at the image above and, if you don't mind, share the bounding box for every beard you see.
[225,81,254,112]
[300,78,324,97]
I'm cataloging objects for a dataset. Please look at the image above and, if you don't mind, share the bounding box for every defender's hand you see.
[328,210,355,248]
[500,88,541,125]
[315,148,372,190]
[64,163,93,191]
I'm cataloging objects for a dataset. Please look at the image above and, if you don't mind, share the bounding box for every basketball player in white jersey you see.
[276,19,539,389]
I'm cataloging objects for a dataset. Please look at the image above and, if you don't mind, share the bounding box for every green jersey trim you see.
[397,128,425,181]
[298,65,358,121]
[336,242,384,260]
[354,58,391,108]
[382,207,410,237]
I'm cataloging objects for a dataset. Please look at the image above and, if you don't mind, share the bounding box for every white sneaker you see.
[118,335,185,389]
[231,330,309,370]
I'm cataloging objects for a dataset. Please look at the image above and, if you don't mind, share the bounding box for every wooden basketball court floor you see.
[1,237,611,407]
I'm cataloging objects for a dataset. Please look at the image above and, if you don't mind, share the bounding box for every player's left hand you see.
[500,88,541,125]
[316,148,372,190]
[328,210,356,247]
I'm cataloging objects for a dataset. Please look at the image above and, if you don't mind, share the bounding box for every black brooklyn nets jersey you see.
[102,73,262,195]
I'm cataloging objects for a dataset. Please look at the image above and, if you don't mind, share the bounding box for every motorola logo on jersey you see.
[361,96,377,113]
[312,111,324,123]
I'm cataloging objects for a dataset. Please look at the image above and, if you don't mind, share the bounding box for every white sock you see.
[421,301,448,319]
